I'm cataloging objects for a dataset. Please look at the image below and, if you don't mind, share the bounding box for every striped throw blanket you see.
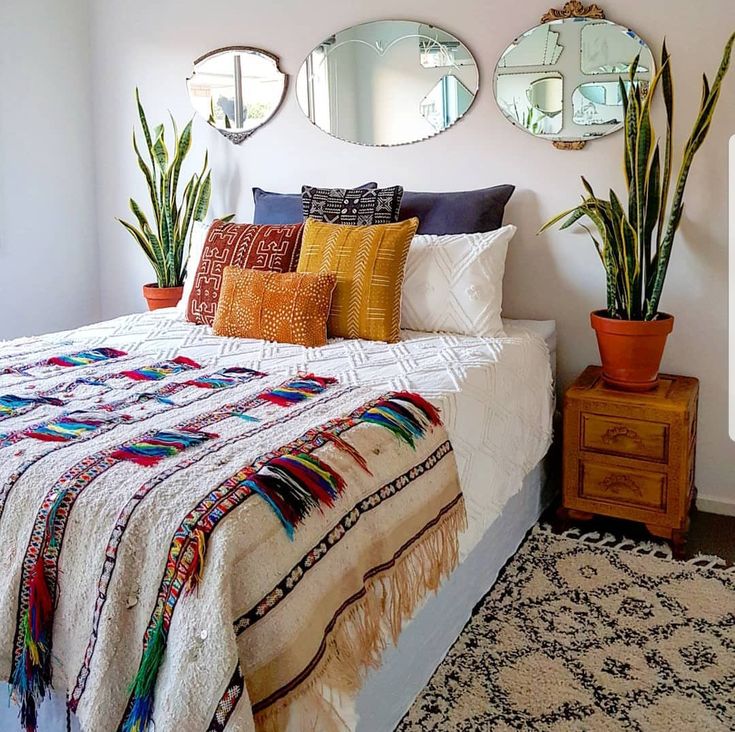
[0,345,464,732]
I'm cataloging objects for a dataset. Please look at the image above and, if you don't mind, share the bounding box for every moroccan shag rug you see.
[398,525,735,732]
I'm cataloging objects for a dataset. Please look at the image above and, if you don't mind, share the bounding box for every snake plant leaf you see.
[135,88,155,167]
[643,144,661,271]
[193,172,212,222]
[118,219,156,266]
[170,118,193,210]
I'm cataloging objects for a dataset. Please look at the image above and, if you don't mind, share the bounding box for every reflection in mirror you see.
[494,15,654,145]
[296,20,479,146]
[581,22,651,74]
[187,47,286,144]
[496,72,563,135]
[497,24,563,67]
[421,75,474,130]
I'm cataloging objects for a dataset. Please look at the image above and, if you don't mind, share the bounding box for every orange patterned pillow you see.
[212,267,336,347]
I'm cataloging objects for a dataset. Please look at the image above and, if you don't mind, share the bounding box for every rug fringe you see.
[253,497,467,732]
[538,523,733,571]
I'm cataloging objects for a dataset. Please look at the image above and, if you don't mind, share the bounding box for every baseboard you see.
[696,495,735,517]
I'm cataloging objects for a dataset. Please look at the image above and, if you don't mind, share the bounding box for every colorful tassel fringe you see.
[0,394,63,417]
[186,367,264,390]
[111,429,217,467]
[47,347,126,368]
[122,617,166,732]
[25,413,112,442]
[11,555,53,732]
[245,453,346,539]
[120,356,201,382]
[259,375,337,407]
[357,392,442,448]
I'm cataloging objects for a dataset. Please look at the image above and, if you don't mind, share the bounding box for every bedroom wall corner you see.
[0,0,101,340]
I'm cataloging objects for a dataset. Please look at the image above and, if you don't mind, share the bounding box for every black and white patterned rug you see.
[397,526,735,731]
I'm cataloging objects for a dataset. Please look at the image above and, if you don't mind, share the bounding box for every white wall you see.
[89,0,735,508]
[0,0,99,339]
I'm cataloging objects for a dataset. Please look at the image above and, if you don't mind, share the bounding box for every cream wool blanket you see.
[0,344,463,732]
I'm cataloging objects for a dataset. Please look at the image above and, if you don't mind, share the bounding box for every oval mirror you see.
[493,5,654,148]
[296,20,479,146]
[187,47,287,144]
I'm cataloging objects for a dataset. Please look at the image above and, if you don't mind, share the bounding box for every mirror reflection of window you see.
[188,49,286,134]
[421,75,473,131]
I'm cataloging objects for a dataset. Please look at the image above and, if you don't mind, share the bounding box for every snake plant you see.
[541,33,734,321]
[118,89,212,288]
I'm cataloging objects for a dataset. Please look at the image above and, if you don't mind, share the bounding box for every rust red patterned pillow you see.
[186,221,304,325]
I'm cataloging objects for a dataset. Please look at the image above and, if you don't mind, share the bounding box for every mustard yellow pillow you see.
[297,218,419,342]
[212,267,336,347]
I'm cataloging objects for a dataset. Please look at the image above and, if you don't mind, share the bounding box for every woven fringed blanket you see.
[0,344,464,732]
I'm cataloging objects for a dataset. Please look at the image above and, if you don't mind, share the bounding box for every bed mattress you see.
[6,309,555,556]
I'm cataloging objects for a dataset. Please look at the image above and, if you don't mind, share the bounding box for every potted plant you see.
[119,89,212,310]
[541,33,734,391]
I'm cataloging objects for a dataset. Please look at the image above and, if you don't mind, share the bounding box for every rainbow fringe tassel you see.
[358,391,442,448]
[245,453,346,539]
[185,367,264,391]
[0,394,63,417]
[11,555,53,732]
[111,429,217,467]
[25,412,112,442]
[259,375,337,407]
[47,347,126,368]
[120,356,201,382]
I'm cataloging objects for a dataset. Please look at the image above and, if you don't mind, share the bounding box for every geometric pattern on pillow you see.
[186,221,303,326]
[301,185,403,226]
[400,226,517,338]
[298,217,419,343]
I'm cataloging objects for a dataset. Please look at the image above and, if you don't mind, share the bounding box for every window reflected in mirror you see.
[187,47,286,144]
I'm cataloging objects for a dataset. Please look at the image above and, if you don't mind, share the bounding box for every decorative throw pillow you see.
[400,225,517,338]
[186,221,304,326]
[176,220,210,316]
[398,185,515,235]
[301,185,403,226]
[297,218,419,342]
[253,183,378,225]
[212,268,336,347]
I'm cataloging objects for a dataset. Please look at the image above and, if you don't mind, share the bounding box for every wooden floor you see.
[544,502,735,564]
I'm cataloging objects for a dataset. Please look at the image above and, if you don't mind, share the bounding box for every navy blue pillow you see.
[399,185,515,235]
[253,183,378,225]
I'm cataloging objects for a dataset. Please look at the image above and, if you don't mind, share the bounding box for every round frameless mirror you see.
[187,47,287,144]
[493,3,654,148]
[296,20,479,147]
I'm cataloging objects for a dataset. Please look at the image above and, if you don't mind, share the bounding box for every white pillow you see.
[400,225,516,338]
[176,221,211,316]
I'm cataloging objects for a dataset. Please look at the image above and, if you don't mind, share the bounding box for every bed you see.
[0,309,554,732]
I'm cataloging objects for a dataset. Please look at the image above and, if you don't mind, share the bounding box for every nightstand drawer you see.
[579,461,666,510]
[581,414,668,462]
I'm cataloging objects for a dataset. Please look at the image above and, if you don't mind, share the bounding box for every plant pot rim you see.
[591,309,674,336]
[143,283,184,291]
[591,309,673,322]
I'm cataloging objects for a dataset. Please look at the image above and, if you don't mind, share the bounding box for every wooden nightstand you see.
[560,366,699,558]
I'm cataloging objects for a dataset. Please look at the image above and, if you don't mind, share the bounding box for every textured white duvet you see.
[7,309,554,556]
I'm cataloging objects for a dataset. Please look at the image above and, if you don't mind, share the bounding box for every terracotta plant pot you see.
[143,284,184,311]
[590,310,674,392]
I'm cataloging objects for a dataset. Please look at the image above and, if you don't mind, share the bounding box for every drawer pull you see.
[600,474,642,496]
[602,426,644,448]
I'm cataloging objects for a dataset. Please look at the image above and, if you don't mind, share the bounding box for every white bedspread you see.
[8,309,554,556]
